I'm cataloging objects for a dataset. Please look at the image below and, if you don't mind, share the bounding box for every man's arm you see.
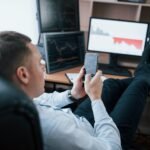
[34,67,86,108]
[33,90,73,108]
[92,99,121,149]
[42,97,121,150]
[83,71,121,149]
[37,70,121,149]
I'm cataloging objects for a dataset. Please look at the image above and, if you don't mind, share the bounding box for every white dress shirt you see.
[34,90,122,150]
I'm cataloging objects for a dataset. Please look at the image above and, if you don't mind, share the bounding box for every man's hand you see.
[71,67,86,100]
[84,70,103,101]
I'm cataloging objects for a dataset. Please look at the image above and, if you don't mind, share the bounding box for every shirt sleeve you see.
[92,100,121,149]
[43,99,121,150]
[33,90,73,108]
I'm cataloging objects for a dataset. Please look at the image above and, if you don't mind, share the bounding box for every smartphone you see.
[84,53,98,76]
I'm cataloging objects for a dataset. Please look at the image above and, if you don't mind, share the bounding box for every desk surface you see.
[45,66,130,85]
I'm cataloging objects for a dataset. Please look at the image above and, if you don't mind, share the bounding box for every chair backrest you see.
[0,77,43,150]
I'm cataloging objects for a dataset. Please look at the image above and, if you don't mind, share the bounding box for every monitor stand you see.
[36,33,45,60]
[37,33,44,47]
[98,54,132,77]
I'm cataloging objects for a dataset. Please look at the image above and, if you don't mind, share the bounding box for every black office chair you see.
[0,77,43,150]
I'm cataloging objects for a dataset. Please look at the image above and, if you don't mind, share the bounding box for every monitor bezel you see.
[36,0,80,33]
[43,31,85,73]
[87,17,149,57]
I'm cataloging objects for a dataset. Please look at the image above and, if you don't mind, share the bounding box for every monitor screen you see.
[43,32,85,73]
[88,18,149,56]
[36,0,80,33]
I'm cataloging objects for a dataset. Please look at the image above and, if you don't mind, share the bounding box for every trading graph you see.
[113,37,143,50]
[90,26,143,51]
[45,34,84,72]
[88,23,146,56]
[47,37,79,61]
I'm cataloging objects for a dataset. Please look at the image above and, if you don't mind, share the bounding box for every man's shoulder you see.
[33,93,51,103]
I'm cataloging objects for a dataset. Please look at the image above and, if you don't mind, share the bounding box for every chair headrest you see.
[0,77,38,120]
[0,77,43,150]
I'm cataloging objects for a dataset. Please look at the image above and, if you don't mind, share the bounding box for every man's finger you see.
[92,70,102,80]
[77,66,85,80]
[85,74,91,83]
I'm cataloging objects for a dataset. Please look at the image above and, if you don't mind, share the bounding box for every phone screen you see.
[84,53,98,75]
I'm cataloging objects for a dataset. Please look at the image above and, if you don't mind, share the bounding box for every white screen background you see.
[0,0,39,44]
[88,18,148,56]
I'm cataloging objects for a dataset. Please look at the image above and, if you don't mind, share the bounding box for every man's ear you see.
[16,66,30,84]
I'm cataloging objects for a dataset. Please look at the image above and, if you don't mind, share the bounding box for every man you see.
[0,31,149,150]
[0,31,121,150]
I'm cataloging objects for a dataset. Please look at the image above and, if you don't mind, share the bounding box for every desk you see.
[45,66,129,85]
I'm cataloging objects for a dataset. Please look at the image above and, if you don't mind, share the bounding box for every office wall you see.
[0,0,39,44]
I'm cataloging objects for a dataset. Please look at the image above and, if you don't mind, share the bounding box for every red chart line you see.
[113,37,143,50]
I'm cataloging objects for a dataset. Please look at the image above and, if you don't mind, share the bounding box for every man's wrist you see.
[89,95,101,101]
[68,90,78,102]
[68,90,88,102]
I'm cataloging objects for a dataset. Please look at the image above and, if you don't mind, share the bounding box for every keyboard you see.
[98,64,132,77]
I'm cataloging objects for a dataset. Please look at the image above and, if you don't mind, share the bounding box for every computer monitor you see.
[36,0,80,33]
[43,32,85,73]
[87,17,149,76]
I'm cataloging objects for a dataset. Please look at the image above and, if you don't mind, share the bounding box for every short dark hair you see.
[0,31,32,81]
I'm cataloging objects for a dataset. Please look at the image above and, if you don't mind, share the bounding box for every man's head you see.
[0,31,45,98]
